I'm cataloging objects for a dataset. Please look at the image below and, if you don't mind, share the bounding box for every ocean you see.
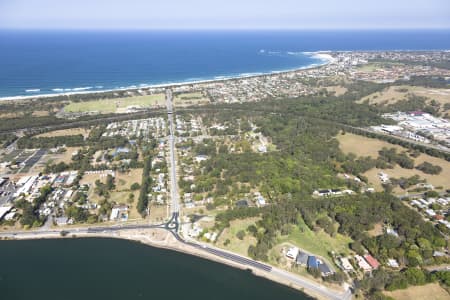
[0,30,449,98]
[0,238,313,300]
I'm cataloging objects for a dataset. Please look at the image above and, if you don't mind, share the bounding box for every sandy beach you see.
[0,51,334,102]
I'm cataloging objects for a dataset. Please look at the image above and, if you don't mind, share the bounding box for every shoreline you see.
[0,51,334,102]
[0,228,348,300]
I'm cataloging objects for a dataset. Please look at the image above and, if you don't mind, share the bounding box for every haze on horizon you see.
[0,0,449,30]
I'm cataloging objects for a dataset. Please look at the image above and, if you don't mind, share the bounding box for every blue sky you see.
[0,0,449,30]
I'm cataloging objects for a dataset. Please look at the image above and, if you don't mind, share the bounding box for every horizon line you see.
[1,27,450,32]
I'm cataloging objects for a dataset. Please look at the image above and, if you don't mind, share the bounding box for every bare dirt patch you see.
[367,223,384,237]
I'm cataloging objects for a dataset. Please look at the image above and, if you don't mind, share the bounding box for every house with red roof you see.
[364,254,380,269]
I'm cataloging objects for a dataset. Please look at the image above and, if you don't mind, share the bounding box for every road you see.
[0,89,352,299]
[0,220,351,300]
[165,89,180,214]
[396,191,447,200]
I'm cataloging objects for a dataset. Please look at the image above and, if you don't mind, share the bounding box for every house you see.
[340,257,354,272]
[0,177,8,187]
[355,255,372,272]
[378,172,390,183]
[235,199,249,207]
[386,227,399,238]
[286,247,299,259]
[331,189,342,195]
[195,155,209,163]
[113,147,130,157]
[437,198,449,206]
[425,209,436,217]
[110,205,129,221]
[364,254,380,269]
[387,258,399,268]
[296,252,309,266]
[4,211,16,221]
[318,263,333,277]
[0,206,13,220]
[55,216,69,226]
[365,187,375,193]
[314,189,331,197]
[257,145,267,153]
[307,256,319,269]
[256,195,266,207]
[433,251,446,257]
[204,232,217,242]
[342,189,355,195]
[434,215,445,221]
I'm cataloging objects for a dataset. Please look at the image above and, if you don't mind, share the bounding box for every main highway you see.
[166,89,180,214]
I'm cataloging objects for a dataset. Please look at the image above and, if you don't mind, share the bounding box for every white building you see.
[286,247,299,259]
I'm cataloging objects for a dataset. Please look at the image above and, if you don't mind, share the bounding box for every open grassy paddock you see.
[64,94,165,113]
[384,283,449,300]
[325,85,348,96]
[148,203,168,223]
[173,92,210,107]
[337,132,405,158]
[115,169,143,191]
[337,133,450,191]
[358,85,450,115]
[216,218,259,257]
[36,128,91,138]
[276,218,353,263]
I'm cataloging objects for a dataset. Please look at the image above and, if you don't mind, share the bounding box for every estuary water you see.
[0,238,312,300]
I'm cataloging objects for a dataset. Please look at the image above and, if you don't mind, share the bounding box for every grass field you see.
[338,133,450,191]
[148,204,168,223]
[359,86,410,105]
[358,85,450,114]
[36,128,90,138]
[109,190,141,219]
[64,94,164,113]
[44,147,80,165]
[337,132,404,158]
[276,218,352,262]
[115,169,143,191]
[32,110,51,117]
[79,170,145,221]
[326,86,348,96]
[384,283,449,300]
[356,63,384,72]
[216,218,259,257]
[173,92,210,107]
